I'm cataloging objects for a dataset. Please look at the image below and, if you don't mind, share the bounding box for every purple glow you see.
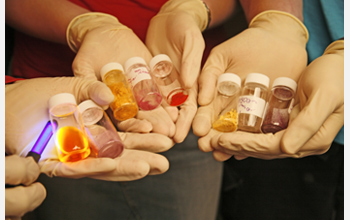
[30,121,56,154]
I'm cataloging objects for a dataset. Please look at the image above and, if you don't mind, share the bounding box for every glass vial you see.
[237,73,270,133]
[48,93,90,162]
[149,54,189,106]
[212,73,241,132]
[100,62,139,121]
[261,77,297,134]
[78,100,124,158]
[124,57,162,110]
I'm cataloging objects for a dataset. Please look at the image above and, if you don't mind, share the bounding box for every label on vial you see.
[126,67,152,88]
[237,95,266,117]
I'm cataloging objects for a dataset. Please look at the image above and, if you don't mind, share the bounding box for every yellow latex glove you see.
[5,155,46,219]
[193,10,308,138]
[67,12,153,80]
[6,77,172,181]
[197,40,344,161]
[145,0,208,143]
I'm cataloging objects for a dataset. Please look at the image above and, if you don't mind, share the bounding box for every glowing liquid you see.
[56,126,90,162]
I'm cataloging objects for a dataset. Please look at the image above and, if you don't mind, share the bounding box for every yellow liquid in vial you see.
[56,126,90,162]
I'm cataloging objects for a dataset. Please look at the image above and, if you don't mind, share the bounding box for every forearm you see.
[5,0,89,44]
[239,0,303,23]
[203,0,238,28]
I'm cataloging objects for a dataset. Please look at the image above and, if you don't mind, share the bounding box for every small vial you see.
[124,57,162,110]
[48,93,90,162]
[100,62,138,121]
[261,77,297,134]
[78,100,124,158]
[149,54,188,106]
[237,73,270,133]
[212,73,241,132]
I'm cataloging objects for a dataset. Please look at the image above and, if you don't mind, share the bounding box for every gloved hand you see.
[6,77,173,181]
[145,0,208,143]
[193,10,309,138]
[5,155,46,219]
[197,40,344,161]
[67,12,153,80]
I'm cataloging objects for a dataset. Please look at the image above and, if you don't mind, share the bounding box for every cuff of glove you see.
[323,39,344,55]
[66,12,129,53]
[157,0,210,32]
[249,10,309,44]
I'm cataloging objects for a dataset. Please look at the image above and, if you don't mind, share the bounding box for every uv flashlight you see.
[26,120,57,163]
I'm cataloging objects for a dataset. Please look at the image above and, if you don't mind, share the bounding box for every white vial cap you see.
[78,100,104,125]
[100,62,124,79]
[217,73,241,87]
[124,57,147,71]
[272,77,297,92]
[245,73,270,88]
[48,93,76,109]
[149,54,172,70]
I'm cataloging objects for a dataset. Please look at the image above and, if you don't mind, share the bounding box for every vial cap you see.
[78,100,104,126]
[100,62,124,80]
[124,57,147,71]
[272,77,297,92]
[48,93,76,109]
[217,73,241,87]
[149,54,172,70]
[244,73,270,88]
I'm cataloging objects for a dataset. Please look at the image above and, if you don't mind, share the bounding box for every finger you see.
[5,182,46,217]
[116,118,153,133]
[39,157,117,178]
[281,90,340,154]
[198,51,226,106]
[119,132,175,153]
[234,155,248,160]
[198,129,221,152]
[180,32,205,88]
[87,81,114,108]
[212,150,232,162]
[5,156,40,186]
[192,105,214,137]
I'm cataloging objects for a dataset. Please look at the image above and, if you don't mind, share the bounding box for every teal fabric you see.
[303,0,344,145]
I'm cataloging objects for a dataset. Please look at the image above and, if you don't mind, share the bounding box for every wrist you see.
[66,12,129,52]
[249,10,309,45]
[158,0,210,32]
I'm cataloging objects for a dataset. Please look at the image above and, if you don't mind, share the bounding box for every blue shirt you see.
[303,0,344,144]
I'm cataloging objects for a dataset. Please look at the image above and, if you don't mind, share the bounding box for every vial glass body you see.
[49,102,90,162]
[212,75,241,132]
[79,100,124,158]
[150,56,188,106]
[237,82,269,133]
[102,69,138,121]
[125,59,162,110]
[261,86,295,134]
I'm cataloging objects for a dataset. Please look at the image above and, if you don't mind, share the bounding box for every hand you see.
[196,40,344,160]
[193,10,308,139]
[67,12,153,80]
[5,77,172,181]
[5,155,46,218]
[281,40,344,156]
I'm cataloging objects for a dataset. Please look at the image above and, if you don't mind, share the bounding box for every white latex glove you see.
[193,10,309,138]
[67,12,153,80]
[6,77,172,181]
[146,0,207,142]
[5,155,46,219]
[197,40,344,161]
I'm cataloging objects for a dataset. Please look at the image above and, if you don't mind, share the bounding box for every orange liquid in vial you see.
[56,126,90,162]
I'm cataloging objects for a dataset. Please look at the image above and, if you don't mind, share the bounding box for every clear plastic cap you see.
[100,62,124,80]
[149,54,172,70]
[124,57,147,71]
[48,93,76,109]
[244,73,270,88]
[272,77,297,92]
[78,100,104,126]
